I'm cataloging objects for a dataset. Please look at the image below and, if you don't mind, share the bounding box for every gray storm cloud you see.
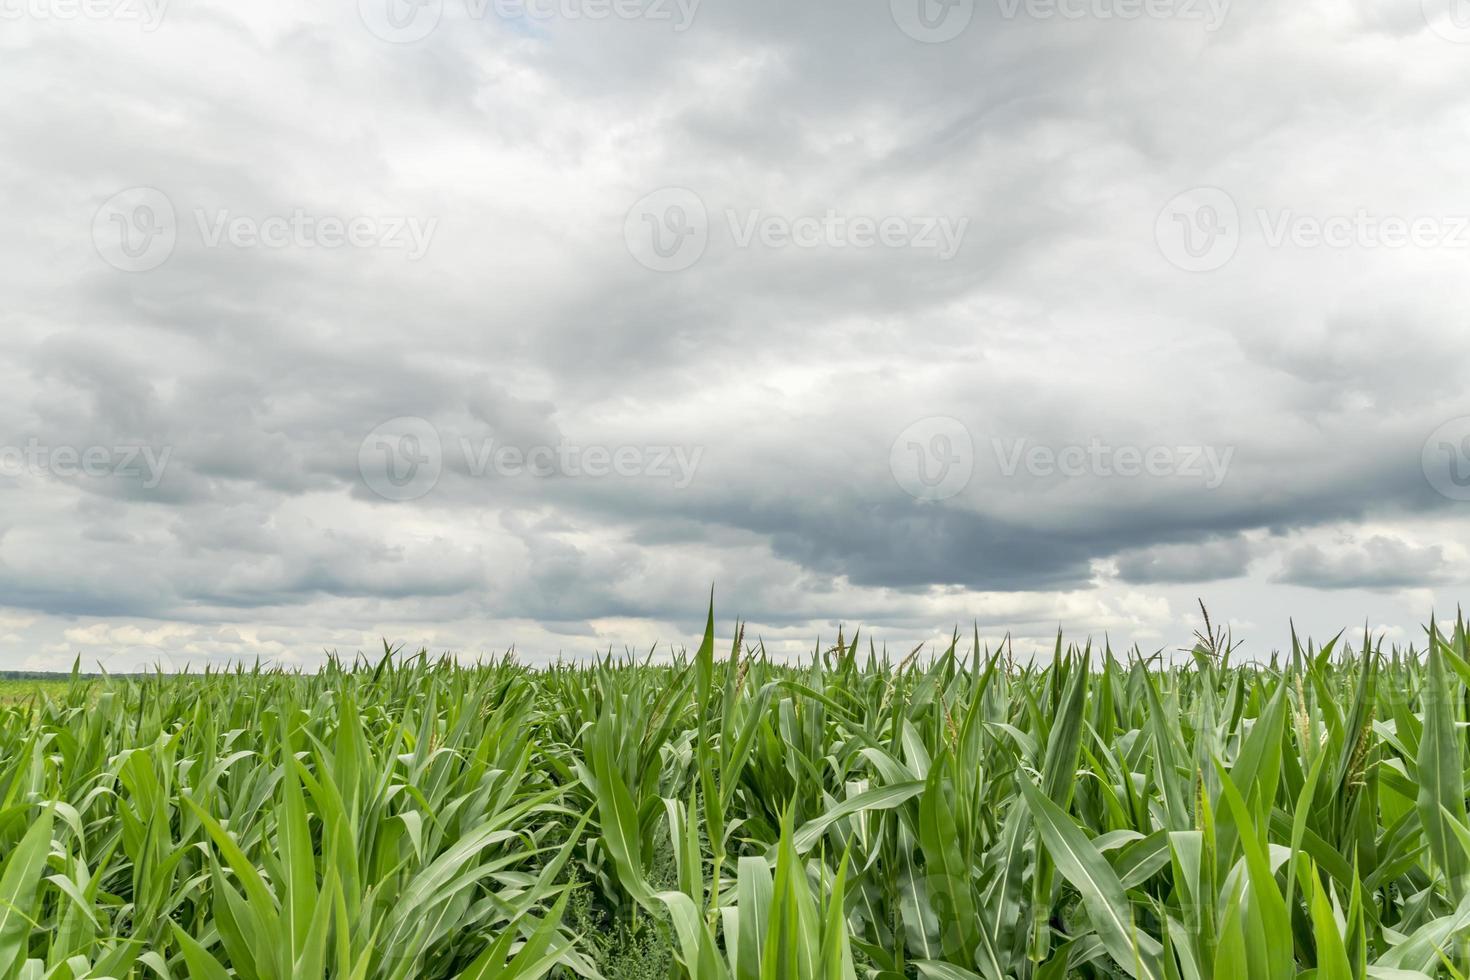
[0,0,1467,667]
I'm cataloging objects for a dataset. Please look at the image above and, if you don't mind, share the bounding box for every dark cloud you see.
[0,0,1468,666]
[1274,536,1455,592]
[1114,535,1259,584]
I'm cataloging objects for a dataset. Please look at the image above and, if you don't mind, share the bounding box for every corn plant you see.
[3,608,1470,979]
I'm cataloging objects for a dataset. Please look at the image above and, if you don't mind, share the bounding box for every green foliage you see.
[4,605,1470,979]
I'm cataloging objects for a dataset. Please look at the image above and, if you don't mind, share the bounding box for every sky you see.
[2,0,1469,670]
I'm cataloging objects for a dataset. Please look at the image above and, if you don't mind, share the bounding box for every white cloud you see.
[0,0,1467,667]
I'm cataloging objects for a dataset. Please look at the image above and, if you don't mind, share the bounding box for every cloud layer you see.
[1,0,1468,668]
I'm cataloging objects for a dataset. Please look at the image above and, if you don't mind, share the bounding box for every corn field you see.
[5,608,1470,979]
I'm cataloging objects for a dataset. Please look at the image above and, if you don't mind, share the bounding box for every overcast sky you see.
[2,0,1469,670]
